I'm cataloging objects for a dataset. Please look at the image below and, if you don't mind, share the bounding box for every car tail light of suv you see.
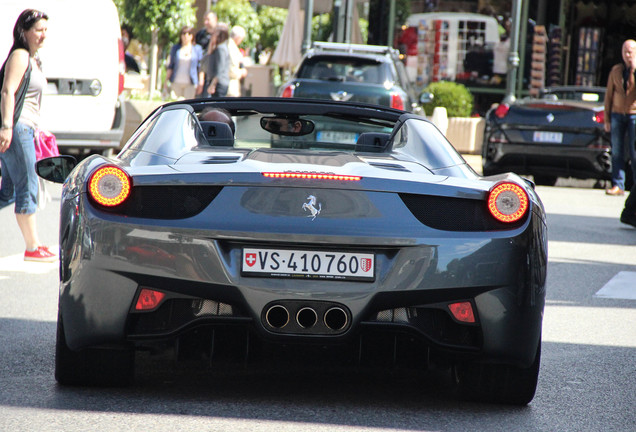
[391,93,405,110]
[280,84,295,98]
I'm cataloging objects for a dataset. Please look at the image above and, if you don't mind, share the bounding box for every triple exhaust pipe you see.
[264,302,349,334]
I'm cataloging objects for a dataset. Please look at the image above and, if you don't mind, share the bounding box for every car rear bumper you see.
[59,202,547,368]
[483,140,611,179]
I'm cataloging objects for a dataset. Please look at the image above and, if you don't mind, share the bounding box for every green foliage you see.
[257,6,288,51]
[212,0,262,49]
[312,13,332,43]
[394,0,411,27]
[120,0,196,48]
[422,81,474,118]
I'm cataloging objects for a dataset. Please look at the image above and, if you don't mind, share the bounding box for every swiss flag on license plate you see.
[245,253,257,267]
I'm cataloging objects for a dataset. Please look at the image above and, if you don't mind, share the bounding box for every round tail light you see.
[487,182,529,223]
[88,165,131,207]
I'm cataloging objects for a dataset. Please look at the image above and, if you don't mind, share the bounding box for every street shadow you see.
[0,318,634,431]
[546,213,636,245]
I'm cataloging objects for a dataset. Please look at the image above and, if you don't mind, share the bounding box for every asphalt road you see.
[0,169,635,432]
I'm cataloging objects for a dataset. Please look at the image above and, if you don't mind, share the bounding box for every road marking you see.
[0,248,58,275]
[594,271,636,300]
[543,305,636,348]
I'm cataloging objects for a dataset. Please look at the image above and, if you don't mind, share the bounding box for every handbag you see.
[34,129,59,160]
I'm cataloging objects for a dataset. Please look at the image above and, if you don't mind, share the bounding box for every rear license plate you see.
[242,248,375,281]
[317,131,359,144]
[533,131,563,143]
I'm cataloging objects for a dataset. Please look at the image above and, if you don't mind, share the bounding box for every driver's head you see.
[200,107,235,135]
[267,118,301,133]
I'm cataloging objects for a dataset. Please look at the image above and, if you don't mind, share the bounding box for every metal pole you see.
[302,0,314,54]
[334,0,344,43]
[387,0,396,47]
[344,0,353,43]
[503,0,522,103]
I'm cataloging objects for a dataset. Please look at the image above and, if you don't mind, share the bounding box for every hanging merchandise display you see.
[575,27,603,86]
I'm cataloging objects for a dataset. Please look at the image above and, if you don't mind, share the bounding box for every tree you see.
[116,0,196,97]
[118,0,195,47]
[212,0,262,50]
[256,6,288,52]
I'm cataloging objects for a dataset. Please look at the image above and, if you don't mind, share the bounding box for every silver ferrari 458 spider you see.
[38,97,547,405]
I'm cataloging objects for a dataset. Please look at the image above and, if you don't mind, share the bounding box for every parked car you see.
[38,97,547,405]
[278,42,426,114]
[481,86,619,186]
[0,0,126,157]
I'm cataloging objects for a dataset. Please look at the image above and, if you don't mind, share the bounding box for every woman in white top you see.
[166,26,205,99]
[0,9,55,262]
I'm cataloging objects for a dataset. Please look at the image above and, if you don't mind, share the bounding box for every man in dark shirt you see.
[121,25,140,73]
[196,11,217,52]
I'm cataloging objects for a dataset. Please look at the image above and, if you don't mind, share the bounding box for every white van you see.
[0,0,125,156]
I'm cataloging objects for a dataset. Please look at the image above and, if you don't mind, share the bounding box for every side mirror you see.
[35,155,77,184]
[419,92,434,105]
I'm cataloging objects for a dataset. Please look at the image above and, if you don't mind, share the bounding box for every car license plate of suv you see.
[317,131,359,144]
[533,131,563,143]
[242,248,375,281]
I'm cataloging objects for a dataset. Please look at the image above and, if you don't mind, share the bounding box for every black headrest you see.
[200,121,234,146]
[355,132,391,153]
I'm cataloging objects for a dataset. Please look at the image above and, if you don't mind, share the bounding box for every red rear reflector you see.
[448,301,476,323]
[494,103,510,118]
[135,288,166,311]
[88,165,131,207]
[391,93,405,110]
[263,172,361,181]
[487,182,529,223]
[281,84,294,98]
[594,111,604,124]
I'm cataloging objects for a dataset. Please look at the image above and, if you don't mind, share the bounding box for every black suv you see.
[278,42,423,114]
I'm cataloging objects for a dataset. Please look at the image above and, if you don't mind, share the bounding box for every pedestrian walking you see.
[165,26,205,99]
[604,39,636,196]
[621,182,636,227]
[0,9,56,262]
[228,25,248,97]
[195,11,217,52]
[204,24,230,98]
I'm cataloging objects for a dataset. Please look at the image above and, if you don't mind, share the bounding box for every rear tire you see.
[55,312,134,386]
[453,342,541,405]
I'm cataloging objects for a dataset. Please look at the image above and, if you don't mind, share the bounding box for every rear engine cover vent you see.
[368,162,411,172]
[116,186,222,219]
[399,193,527,231]
[203,155,241,164]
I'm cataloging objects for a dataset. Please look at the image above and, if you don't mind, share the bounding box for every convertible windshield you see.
[120,103,464,171]
[123,105,395,157]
